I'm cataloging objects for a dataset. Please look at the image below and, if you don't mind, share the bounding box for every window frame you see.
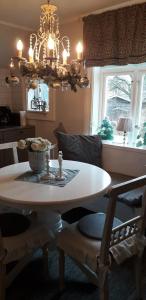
[27,82,49,112]
[91,64,146,135]
[25,86,56,122]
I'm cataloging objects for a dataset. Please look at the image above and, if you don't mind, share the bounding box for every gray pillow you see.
[56,132,102,167]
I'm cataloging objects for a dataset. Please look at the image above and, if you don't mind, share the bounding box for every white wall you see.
[0,23,29,110]
[102,142,146,177]
[0,68,11,108]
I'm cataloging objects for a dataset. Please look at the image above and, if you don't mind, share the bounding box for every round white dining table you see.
[0,160,111,211]
[0,160,111,233]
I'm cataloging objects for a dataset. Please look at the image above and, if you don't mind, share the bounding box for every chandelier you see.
[7,0,89,92]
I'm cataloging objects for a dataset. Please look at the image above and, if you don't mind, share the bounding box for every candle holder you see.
[55,151,65,181]
[41,150,55,180]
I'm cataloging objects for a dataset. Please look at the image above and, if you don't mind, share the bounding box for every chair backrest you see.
[0,142,18,164]
[100,176,146,265]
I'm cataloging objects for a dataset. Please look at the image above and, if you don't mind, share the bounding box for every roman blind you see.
[83,2,146,67]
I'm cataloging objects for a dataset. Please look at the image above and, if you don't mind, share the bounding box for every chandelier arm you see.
[30,33,38,53]
[61,36,70,54]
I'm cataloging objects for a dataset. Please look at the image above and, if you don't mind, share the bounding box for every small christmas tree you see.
[98,118,114,140]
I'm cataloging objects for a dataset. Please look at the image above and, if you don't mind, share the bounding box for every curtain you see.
[83,3,146,67]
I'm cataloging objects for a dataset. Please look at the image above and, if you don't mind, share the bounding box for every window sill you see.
[102,140,146,154]
[26,110,55,121]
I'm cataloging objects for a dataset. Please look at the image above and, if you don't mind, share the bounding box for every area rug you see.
[6,249,146,300]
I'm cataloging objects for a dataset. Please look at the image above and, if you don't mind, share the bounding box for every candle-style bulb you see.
[62,49,68,65]
[17,40,23,58]
[29,47,34,63]
[47,35,55,50]
[76,41,83,60]
[10,59,14,68]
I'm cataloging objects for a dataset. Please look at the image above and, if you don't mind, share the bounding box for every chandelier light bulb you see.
[47,35,55,50]
[16,40,23,58]
[28,47,34,63]
[10,59,14,68]
[62,49,68,65]
[76,41,83,60]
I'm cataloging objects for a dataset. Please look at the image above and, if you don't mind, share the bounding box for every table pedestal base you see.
[37,210,63,239]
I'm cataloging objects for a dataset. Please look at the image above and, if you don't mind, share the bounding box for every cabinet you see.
[0,126,35,168]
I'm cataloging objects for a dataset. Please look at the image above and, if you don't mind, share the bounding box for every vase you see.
[28,151,46,173]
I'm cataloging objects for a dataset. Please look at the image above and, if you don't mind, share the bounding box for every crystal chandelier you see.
[7,0,89,92]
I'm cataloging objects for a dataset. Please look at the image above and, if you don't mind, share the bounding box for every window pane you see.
[105,75,132,123]
[140,74,146,126]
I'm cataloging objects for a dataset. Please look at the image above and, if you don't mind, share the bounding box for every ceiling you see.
[0,0,131,29]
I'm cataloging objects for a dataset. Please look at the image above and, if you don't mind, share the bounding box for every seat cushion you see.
[118,187,144,208]
[56,132,102,167]
[0,213,30,237]
[3,213,53,264]
[57,222,102,272]
[78,213,122,239]
[61,207,95,224]
[109,173,143,208]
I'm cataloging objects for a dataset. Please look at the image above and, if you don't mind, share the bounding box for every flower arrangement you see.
[17,137,51,152]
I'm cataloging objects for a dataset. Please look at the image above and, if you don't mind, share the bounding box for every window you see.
[141,75,146,125]
[27,82,49,112]
[105,74,132,122]
[26,81,56,122]
[91,64,146,142]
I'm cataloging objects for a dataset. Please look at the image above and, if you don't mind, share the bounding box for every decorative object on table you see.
[97,117,114,140]
[116,117,132,144]
[6,1,89,93]
[41,146,56,180]
[16,167,79,187]
[17,137,52,173]
[56,151,65,181]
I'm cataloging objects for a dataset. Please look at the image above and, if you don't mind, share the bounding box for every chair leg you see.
[59,248,65,291]
[98,266,109,300]
[42,244,49,280]
[0,262,6,300]
[134,256,143,300]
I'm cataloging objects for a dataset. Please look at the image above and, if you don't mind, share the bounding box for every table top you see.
[0,160,111,211]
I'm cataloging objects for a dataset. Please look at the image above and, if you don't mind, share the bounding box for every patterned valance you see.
[83,2,146,67]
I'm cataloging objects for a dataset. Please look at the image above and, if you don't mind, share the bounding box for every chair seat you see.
[0,213,30,237]
[61,207,95,224]
[78,213,122,239]
[3,213,52,264]
[58,213,140,271]
[58,222,102,272]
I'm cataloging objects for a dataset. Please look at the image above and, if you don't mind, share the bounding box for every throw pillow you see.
[56,132,102,167]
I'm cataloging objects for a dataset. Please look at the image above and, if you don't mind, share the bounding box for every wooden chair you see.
[57,176,146,300]
[0,142,18,164]
[0,142,52,300]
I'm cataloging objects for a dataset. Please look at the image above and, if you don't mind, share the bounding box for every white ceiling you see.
[0,0,131,29]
